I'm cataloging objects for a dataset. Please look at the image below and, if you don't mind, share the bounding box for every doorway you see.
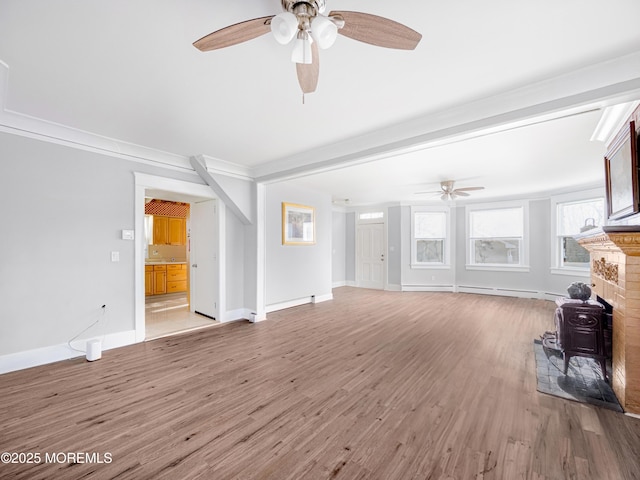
[144,198,219,339]
[134,173,222,342]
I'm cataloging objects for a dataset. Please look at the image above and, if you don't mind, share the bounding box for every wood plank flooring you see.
[1,287,639,479]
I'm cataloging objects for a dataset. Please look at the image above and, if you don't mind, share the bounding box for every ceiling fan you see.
[416,180,485,201]
[193,0,422,94]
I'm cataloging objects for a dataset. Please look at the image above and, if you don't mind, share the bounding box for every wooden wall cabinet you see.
[168,217,186,245]
[152,215,185,246]
[153,216,169,245]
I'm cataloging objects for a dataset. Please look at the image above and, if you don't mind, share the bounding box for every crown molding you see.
[198,154,254,181]
[591,100,640,144]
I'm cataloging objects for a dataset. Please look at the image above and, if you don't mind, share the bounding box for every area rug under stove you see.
[533,339,622,412]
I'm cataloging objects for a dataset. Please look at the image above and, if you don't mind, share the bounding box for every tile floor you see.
[534,339,622,412]
[145,293,219,340]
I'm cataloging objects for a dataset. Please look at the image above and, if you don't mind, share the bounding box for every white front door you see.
[190,200,218,319]
[356,223,385,289]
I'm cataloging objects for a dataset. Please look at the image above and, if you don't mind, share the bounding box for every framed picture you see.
[605,121,639,220]
[282,202,315,245]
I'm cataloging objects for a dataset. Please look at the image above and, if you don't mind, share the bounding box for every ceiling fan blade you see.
[193,16,274,52]
[296,42,320,94]
[454,191,470,197]
[454,186,485,192]
[329,11,422,50]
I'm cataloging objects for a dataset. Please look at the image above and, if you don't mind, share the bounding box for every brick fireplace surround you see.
[578,226,640,414]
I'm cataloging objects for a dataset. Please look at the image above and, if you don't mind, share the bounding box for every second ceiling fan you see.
[416,180,485,201]
[193,0,422,94]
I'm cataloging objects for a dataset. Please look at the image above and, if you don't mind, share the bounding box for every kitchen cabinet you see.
[167,264,187,293]
[153,265,167,295]
[168,217,186,245]
[153,216,169,245]
[146,263,187,295]
[145,265,153,296]
[151,215,185,246]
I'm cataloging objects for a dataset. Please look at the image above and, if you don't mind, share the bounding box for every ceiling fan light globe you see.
[271,12,298,44]
[310,15,338,49]
[291,33,313,64]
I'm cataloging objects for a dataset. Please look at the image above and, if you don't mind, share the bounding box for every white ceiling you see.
[1,0,640,205]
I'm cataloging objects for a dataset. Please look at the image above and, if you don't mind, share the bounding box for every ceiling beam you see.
[190,156,253,225]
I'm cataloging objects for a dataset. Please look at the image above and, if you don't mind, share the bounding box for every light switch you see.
[111,251,120,262]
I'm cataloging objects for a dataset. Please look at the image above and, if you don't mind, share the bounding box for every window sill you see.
[550,268,590,277]
[465,264,530,273]
[411,264,451,270]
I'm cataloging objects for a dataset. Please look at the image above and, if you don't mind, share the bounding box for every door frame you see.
[134,173,222,342]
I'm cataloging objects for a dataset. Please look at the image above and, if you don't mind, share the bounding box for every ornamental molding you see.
[592,257,619,284]
[606,233,640,256]
[578,232,640,256]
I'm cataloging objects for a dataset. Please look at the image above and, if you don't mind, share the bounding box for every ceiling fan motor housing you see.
[282,0,326,15]
[441,180,455,193]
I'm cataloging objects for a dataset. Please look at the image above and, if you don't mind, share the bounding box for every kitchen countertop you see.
[145,260,188,265]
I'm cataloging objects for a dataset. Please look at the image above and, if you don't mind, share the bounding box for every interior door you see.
[190,200,218,319]
[356,223,385,289]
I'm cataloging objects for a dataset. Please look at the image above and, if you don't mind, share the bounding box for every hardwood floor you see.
[1,287,639,479]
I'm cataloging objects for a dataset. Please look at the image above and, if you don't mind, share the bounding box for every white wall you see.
[0,132,252,370]
[0,133,198,356]
[332,210,347,287]
[264,182,332,307]
[225,206,245,313]
[345,212,356,284]
[387,206,402,288]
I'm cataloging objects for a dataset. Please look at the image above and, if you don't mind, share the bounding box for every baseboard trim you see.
[386,284,402,292]
[402,285,455,292]
[0,330,137,375]
[266,296,313,313]
[266,293,334,314]
[222,308,252,323]
[332,281,347,288]
[457,285,564,300]
[312,293,334,304]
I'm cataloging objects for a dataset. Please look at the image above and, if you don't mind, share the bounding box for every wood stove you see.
[550,298,609,382]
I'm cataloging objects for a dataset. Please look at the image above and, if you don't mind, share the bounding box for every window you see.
[556,197,604,270]
[144,214,154,245]
[411,208,449,267]
[359,211,384,221]
[467,204,528,270]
